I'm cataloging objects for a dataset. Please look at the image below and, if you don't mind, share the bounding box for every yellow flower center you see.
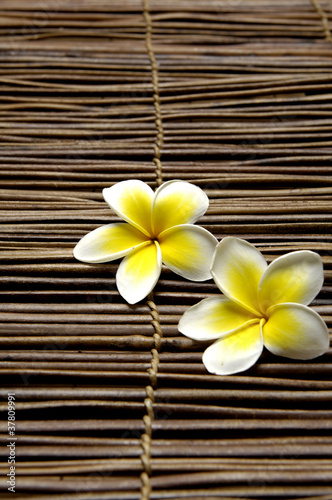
[260,317,267,328]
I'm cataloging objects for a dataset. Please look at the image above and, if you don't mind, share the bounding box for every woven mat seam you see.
[140,1,165,494]
[143,0,164,187]
[139,292,163,500]
[311,0,332,42]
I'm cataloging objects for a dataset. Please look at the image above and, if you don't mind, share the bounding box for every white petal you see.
[103,180,154,237]
[264,303,329,360]
[211,237,267,315]
[258,250,324,313]
[202,321,263,376]
[152,180,209,235]
[116,241,162,304]
[158,224,217,281]
[73,223,150,263]
[178,296,257,341]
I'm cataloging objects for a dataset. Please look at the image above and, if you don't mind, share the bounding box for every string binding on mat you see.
[139,292,163,500]
[143,0,164,187]
[140,2,164,491]
[311,0,332,42]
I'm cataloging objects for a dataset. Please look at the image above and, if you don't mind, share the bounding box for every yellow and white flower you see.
[179,237,329,375]
[74,180,217,304]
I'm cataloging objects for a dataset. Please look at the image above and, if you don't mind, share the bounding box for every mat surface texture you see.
[1,0,332,499]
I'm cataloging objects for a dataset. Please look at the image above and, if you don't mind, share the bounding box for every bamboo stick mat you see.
[1,0,332,498]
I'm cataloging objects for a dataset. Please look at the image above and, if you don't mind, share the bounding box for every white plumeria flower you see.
[74,180,217,304]
[179,237,329,375]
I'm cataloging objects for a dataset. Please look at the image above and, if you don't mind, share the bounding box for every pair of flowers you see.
[74,180,329,375]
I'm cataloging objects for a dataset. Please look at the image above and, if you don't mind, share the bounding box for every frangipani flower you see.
[74,180,217,304]
[179,237,329,375]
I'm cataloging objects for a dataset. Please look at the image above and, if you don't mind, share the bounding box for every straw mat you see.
[1,0,332,498]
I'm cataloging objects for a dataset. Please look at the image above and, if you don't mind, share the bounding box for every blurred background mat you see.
[0,0,332,498]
